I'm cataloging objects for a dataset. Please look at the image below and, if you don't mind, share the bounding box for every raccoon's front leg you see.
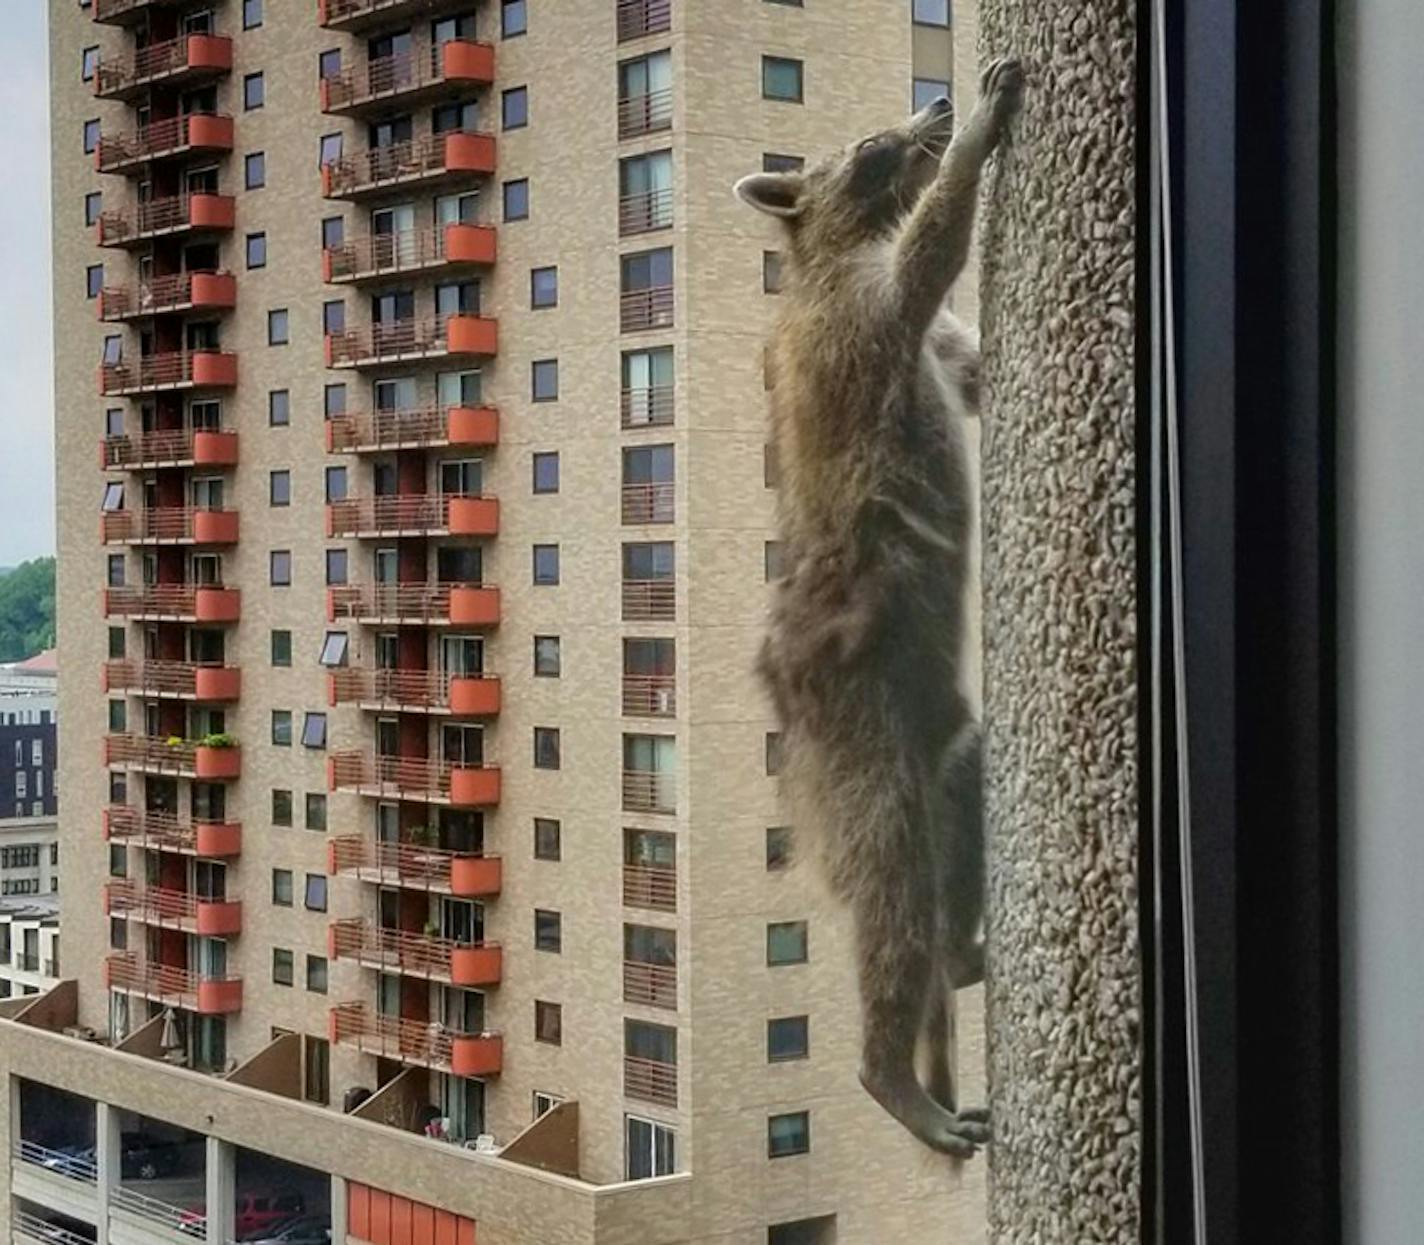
[894,56,1025,335]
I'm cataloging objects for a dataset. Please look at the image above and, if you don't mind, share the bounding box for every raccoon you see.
[734,58,1024,1156]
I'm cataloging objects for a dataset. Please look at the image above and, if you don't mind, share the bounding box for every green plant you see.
[166,736,185,748]
[408,823,438,846]
[198,732,237,749]
[423,920,441,938]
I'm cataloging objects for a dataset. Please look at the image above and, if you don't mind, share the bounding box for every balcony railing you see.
[105,951,242,1015]
[103,733,242,781]
[622,578,676,621]
[618,188,674,236]
[322,131,496,199]
[328,581,500,627]
[15,1210,98,1245]
[104,805,242,857]
[623,960,677,1010]
[328,750,501,807]
[624,1055,678,1107]
[322,40,495,114]
[622,863,676,911]
[620,385,675,429]
[98,193,235,248]
[330,667,501,715]
[110,1183,207,1239]
[329,1001,502,1077]
[99,270,237,321]
[102,427,239,469]
[622,673,676,717]
[617,88,673,140]
[328,835,503,897]
[102,658,241,701]
[100,506,240,545]
[100,350,238,396]
[327,493,499,538]
[104,879,242,935]
[95,34,233,99]
[621,482,675,525]
[325,224,496,283]
[318,0,475,32]
[620,285,675,333]
[102,583,241,623]
[326,406,498,453]
[622,768,677,815]
[96,113,234,173]
[617,0,672,41]
[329,919,502,986]
[14,1140,97,1185]
[326,314,497,367]
[93,0,184,24]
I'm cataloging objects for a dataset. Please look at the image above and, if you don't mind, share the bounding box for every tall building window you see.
[534,909,562,952]
[531,359,558,401]
[86,266,103,299]
[325,550,348,585]
[625,1115,676,1180]
[302,713,328,749]
[503,179,529,221]
[85,193,102,227]
[763,152,805,173]
[304,1037,330,1105]
[765,732,785,775]
[319,133,343,167]
[533,544,560,585]
[81,46,99,81]
[534,1000,562,1044]
[269,470,291,506]
[533,636,561,677]
[272,869,293,906]
[530,266,558,308]
[272,948,294,986]
[270,550,292,586]
[768,1111,811,1158]
[321,216,344,250]
[268,309,289,345]
[533,727,561,770]
[766,826,792,871]
[271,710,293,747]
[306,794,328,832]
[244,73,264,110]
[272,789,293,826]
[83,119,100,153]
[767,1016,809,1062]
[271,630,292,666]
[767,920,808,965]
[243,0,263,29]
[306,955,328,994]
[318,49,341,80]
[269,389,289,426]
[323,301,345,335]
[501,0,527,37]
[534,817,561,860]
[245,152,266,189]
[502,86,529,129]
[762,57,804,103]
[246,233,266,268]
[763,251,784,294]
[304,874,328,912]
[913,0,951,26]
[532,452,559,494]
[913,77,952,112]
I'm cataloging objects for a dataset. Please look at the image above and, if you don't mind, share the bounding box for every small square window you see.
[319,49,342,80]
[304,873,328,911]
[502,86,529,129]
[532,452,559,494]
[531,266,558,308]
[319,133,343,167]
[306,793,328,832]
[323,300,345,335]
[245,152,266,189]
[81,46,99,82]
[766,732,785,775]
[534,727,561,770]
[246,233,266,269]
[763,251,784,294]
[270,550,292,586]
[243,0,263,29]
[321,216,344,250]
[534,1000,562,1045]
[271,710,293,747]
[767,920,808,965]
[768,1111,810,1158]
[270,470,291,507]
[762,152,805,174]
[268,309,289,345]
[912,0,951,27]
[502,0,527,38]
[271,869,293,906]
[244,72,264,110]
[302,713,328,750]
[765,541,787,582]
[531,358,558,401]
[325,550,348,586]
[762,56,804,103]
[306,954,329,994]
[319,631,349,667]
[534,817,561,860]
[272,789,293,827]
[767,1016,809,1062]
[271,630,292,667]
[272,948,294,986]
[324,384,347,418]
[86,265,103,299]
[913,77,952,113]
[533,635,561,677]
[766,826,792,870]
[85,193,102,227]
[503,179,529,221]
[533,544,560,585]
[534,908,562,952]
[83,119,100,153]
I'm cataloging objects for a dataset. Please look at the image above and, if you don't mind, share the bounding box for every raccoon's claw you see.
[861,1067,992,1158]
[980,56,1026,122]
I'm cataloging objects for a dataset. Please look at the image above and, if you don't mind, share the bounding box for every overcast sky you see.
[0,2,55,567]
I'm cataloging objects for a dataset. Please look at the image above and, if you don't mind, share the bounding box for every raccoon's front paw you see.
[980,56,1025,125]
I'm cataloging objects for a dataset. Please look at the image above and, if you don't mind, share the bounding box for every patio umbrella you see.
[159,1008,182,1057]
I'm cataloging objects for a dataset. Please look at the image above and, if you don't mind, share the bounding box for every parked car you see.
[234,1192,307,1239]
[119,1134,182,1181]
[38,1144,96,1179]
[243,1215,331,1245]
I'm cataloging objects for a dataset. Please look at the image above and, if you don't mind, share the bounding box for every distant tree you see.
[0,558,56,662]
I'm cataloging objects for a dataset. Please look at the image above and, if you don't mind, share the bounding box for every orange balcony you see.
[620,385,675,429]
[104,733,242,781]
[102,427,239,470]
[622,673,676,718]
[326,406,498,454]
[326,315,497,369]
[624,1055,678,1108]
[622,578,676,621]
[326,493,498,539]
[328,835,502,897]
[103,584,240,623]
[617,88,673,141]
[324,223,496,284]
[623,960,677,1010]
[327,751,501,807]
[328,582,499,627]
[623,863,676,912]
[621,482,675,525]
[99,271,236,322]
[104,879,242,936]
[622,768,677,816]
[98,193,235,249]
[95,34,233,100]
[330,668,501,716]
[621,285,675,333]
[319,0,478,34]
[322,41,495,116]
[617,0,672,42]
[322,132,496,200]
[105,953,242,1015]
[100,506,240,546]
[102,658,241,701]
[329,919,502,987]
[96,113,235,175]
[100,351,237,397]
[104,805,242,857]
[619,188,674,237]
[329,1002,502,1077]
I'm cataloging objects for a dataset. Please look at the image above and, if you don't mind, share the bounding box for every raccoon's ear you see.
[734,172,806,219]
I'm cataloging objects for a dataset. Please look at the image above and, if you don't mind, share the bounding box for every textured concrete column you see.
[977,3,1141,1241]
[205,1135,235,1245]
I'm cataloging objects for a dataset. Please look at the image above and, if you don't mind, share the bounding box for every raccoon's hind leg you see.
[921,966,957,1112]
[943,722,986,990]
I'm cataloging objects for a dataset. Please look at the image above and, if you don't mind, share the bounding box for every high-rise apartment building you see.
[20,2,981,1242]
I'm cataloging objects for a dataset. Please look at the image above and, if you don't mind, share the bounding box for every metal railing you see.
[14,1210,99,1245]
[103,584,227,618]
[324,132,484,195]
[623,1054,678,1107]
[94,0,158,20]
[100,506,235,543]
[329,834,494,890]
[111,1183,205,1238]
[330,918,497,980]
[621,482,675,525]
[96,35,226,95]
[13,1140,97,1184]
[327,315,482,366]
[328,581,482,623]
[329,667,494,709]
[103,427,221,468]
[106,805,204,853]
[105,878,204,923]
[617,87,673,139]
[620,285,675,333]
[101,271,230,318]
[326,226,486,281]
[617,0,672,41]
[623,960,677,1009]
[622,673,676,717]
[622,768,677,815]
[329,1001,497,1071]
[97,113,231,169]
[105,733,196,773]
[620,385,674,428]
[622,863,677,911]
[324,41,489,110]
[100,351,235,395]
[328,751,490,800]
[98,194,231,246]
[106,951,239,1011]
[618,188,674,236]
[621,578,676,621]
[103,658,235,698]
[327,493,483,536]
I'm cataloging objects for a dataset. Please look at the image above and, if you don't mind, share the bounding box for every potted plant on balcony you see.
[194,732,242,780]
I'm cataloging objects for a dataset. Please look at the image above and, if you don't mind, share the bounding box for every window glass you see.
[534,1000,561,1044]
[767,920,808,965]
[762,56,804,102]
[534,909,561,952]
[767,1016,809,1061]
[269,390,289,425]
[913,77,952,112]
[304,874,327,911]
[273,948,293,985]
[246,152,266,188]
[268,309,289,345]
[503,179,529,221]
[534,817,561,859]
[502,0,527,37]
[319,133,343,166]
[531,266,558,308]
[534,636,561,676]
[302,713,328,749]
[271,710,293,746]
[243,0,263,29]
[534,727,561,770]
[533,544,560,585]
[319,632,349,667]
[912,0,951,26]
[272,870,293,905]
[532,359,558,400]
[270,550,292,586]
[502,86,528,129]
[87,265,103,299]
[244,73,264,110]
[768,1111,811,1158]
[271,630,292,666]
[270,470,291,506]
[272,789,293,826]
